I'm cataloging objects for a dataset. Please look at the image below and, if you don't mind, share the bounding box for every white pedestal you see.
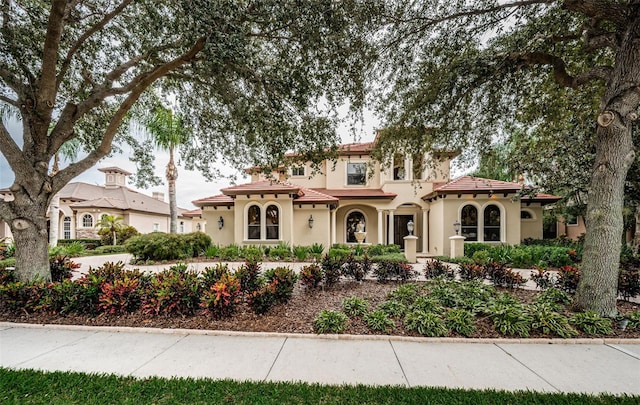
[404,235,418,263]
[449,235,466,258]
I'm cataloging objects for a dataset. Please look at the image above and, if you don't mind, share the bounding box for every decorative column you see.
[422,209,429,253]
[331,209,337,246]
[388,209,395,245]
[377,209,384,245]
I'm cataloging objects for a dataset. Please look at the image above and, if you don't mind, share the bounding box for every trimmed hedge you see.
[58,239,102,250]
[125,232,211,261]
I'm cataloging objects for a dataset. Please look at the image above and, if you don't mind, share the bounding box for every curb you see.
[2,322,639,345]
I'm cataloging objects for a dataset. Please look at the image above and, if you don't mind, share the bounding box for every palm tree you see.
[96,214,124,245]
[143,106,190,234]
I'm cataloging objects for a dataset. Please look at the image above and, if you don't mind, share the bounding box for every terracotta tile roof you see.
[422,176,560,204]
[312,188,397,200]
[221,180,300,196]
[338,142,375,155]
[192,194,234,207]
[294,188,339,204]
[182,208,202,217]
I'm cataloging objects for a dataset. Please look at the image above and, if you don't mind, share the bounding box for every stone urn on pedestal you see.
[354,220,366,244]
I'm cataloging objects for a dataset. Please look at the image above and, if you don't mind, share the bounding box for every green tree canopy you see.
[374,0,640,315]
[0,0,380,281]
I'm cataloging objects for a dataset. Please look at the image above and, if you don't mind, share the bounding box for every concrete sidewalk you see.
[1,323,639,395]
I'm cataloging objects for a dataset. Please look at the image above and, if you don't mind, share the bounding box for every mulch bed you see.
[2,281,639,339]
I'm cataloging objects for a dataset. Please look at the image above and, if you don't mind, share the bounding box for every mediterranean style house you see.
[193,141,560,256]
[0,167,205,242]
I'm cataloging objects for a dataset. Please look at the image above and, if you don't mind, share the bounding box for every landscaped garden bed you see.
[1,258,639,339]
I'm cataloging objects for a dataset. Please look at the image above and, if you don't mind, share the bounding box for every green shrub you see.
[327,247,351,262]
[386,283,422,306]
[530,267,555,291]
[471,250,491,264]
[264,266,298,303]
[269,242,292,260]
[314,310,349,334]
[464,243,492,259]
[626,310,640,330]
[219,244,241,261]
[366,244,401,256]
[410,295,443,313]
[125,233,189,261]
[423,259,455,279]
[527,302,577,338]
[569,311,612,335]
[488,303,532,337]
[369,253,407,263]
[404,310,448,337]
[60,241,86,257]
[182,232,212,257]
[293,245,309,261]
[484,262,527,289]
[240,246,264,262]
[0,282,32,312]
[378,300,408,318]
[445,308,476,337]
[535,288,571,311]
[300,263,323,289]
[235,260,262,294]
[200,273,241,318]
[308,243,324,260]
[143,265,201,316]
[342,297,369,317]
[58,239,101,250]
[0,258,16,268]
[364,310,395,333]
[94,245,127,254]
[205,245,220,259]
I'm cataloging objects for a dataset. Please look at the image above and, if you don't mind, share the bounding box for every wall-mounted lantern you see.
[218,216,224,230]
[308,215,314,229]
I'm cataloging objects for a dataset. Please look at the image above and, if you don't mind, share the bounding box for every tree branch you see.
[0,119,29,177]
[57,0,134,90]
[511,51,611,88]
[0,94,18,107]
[52,36,207,192]
[562,0,629,27]
[38,0,66,115]
[387,0,554,26]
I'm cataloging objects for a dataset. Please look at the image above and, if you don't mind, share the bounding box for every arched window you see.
[196,223,202,232]
[82,213,93,228]
[247,205,261,240]
[521,210,533,220]
[346,211,366,243]
[179,221,185,233]
[63,217,71,239]
[484,205,501,241]
[265,205,279,240]
[460,205,478,241]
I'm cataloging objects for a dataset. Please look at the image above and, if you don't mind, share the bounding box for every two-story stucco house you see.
[193,141,559,256]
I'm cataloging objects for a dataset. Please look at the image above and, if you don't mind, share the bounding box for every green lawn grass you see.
[1,368,637,404]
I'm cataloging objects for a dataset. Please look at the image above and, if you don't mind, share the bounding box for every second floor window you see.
[347,162,367,185]
[291,166,305,176]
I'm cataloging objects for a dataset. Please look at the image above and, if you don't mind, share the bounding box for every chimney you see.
[98,167,132,189]
[152,191,165,202]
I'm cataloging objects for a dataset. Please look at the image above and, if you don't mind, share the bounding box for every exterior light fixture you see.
[308,215,314,229]
[453,220,461,235]
[407,219,414,235]
[218,216,224,230]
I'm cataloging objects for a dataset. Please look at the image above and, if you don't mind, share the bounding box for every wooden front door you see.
[394,215,413,249]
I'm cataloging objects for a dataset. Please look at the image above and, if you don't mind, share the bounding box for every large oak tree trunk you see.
[9,206,51,282]
[573,17,640,316]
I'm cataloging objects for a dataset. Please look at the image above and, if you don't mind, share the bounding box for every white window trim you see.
[244,201,283,241]
[520,209,536,222]
[81,213,94,228]
[345,209,368,244]
[291,165,305,177]
[458,201,506,243]
[345,160,368,187]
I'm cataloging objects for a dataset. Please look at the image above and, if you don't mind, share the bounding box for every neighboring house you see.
[193,141,559,256]
[0,167,202,241]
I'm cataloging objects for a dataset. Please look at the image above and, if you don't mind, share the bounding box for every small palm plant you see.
[96,214,124,245]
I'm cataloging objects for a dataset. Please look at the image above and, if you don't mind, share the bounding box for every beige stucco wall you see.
[520,206,544,241]
[202,206,235,246]
[232,195,294,247]
[325,157,382,189]
[431,195,524,256]
[558,215,586,240]
[334,203,381,245]
[286,162,328,189]
[292,206,331,248]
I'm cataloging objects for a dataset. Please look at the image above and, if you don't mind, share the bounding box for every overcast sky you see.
[0,111,378,210]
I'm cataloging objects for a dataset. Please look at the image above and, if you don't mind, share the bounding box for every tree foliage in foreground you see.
[0,0,379,281]
[375,0,640,315]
